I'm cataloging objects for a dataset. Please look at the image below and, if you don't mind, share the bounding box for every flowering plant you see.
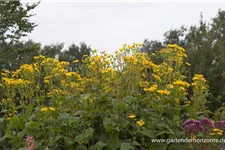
[0,44,211,149]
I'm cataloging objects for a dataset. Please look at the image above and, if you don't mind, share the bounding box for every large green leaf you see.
[120,142,134,150]
[54,135,62,143]
[68,116,80,125]
[75,133,85,143]
[106,138,121,150]
[9,116,19,126]
[156,123,175,136]
[89,141,107,150]
[64,136,75,145]
[140,130,154,138]
[85,127,94,138]
[132,141,141,147]
[58,112,70,121]
[149,143,168,150]
[117,117,129,128]
[103,117,116,132]
[75,127,94,143]
[17,129,26,139]
[77,144,87,150]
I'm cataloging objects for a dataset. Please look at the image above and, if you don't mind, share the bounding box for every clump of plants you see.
[0,44,215,150]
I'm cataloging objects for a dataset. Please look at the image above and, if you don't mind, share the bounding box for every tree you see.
[0,1,39,71]
[163,26,187,47]
[59,42,91,71]
[39,43,64,58]
[0,1,39,44]
[140,39,163,54]
[0,40,41,71]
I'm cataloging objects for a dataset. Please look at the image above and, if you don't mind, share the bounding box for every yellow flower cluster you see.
[65,72,81,79]
[128,115,136,119]
[34,55,45,60]
[191,74,208,90]
[136,120,145,126]
[210,128,223,136]
[152,74,161,81]
[118,43,142,52]
[144,84,158,92]
[159,44,187,64]
[192,74,207,83]
[123,56,139,64]
[1,43,208,129]
[47,89,69,97]
[41,107,55,112]
[44,75,52,84]
[74,59,79,63]
[5,112,16,120]
[173,80,190,87]
[167,44,185,52]
[20,64,34,72]
[2,78,32,87]
[167,84,174,89]
[157,89,170,95]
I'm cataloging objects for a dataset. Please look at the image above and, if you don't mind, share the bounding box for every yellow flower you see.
[152,74,161,81]
[34,55,45,60]
[192,74,207,82]
[41,107,48,112]
[119,47,125,52]
[90,62,96,66]
[210,128,223,136]
[167,84,174,89]
[49,107,55,111]
[138,43,143,47]
[213,128,220,132]
[168,68,174,72]
[167,44,185,52]
[179,87,186,91]
[74,59,79,63]
[59,61,69,66]
[136,120,145,127]
[128,45,135,50]
[83,54,89,57]
[173,80,190,87]
[213,128,223,133]
[20,64,34,72]
[157,89,170,95]
[144,84,158,92]
[128,115,136,119]
[44,79,50,84]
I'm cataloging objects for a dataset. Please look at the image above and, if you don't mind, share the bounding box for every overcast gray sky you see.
[23,1,225,53]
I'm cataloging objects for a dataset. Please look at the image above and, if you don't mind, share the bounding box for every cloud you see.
[24,2,225,53]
